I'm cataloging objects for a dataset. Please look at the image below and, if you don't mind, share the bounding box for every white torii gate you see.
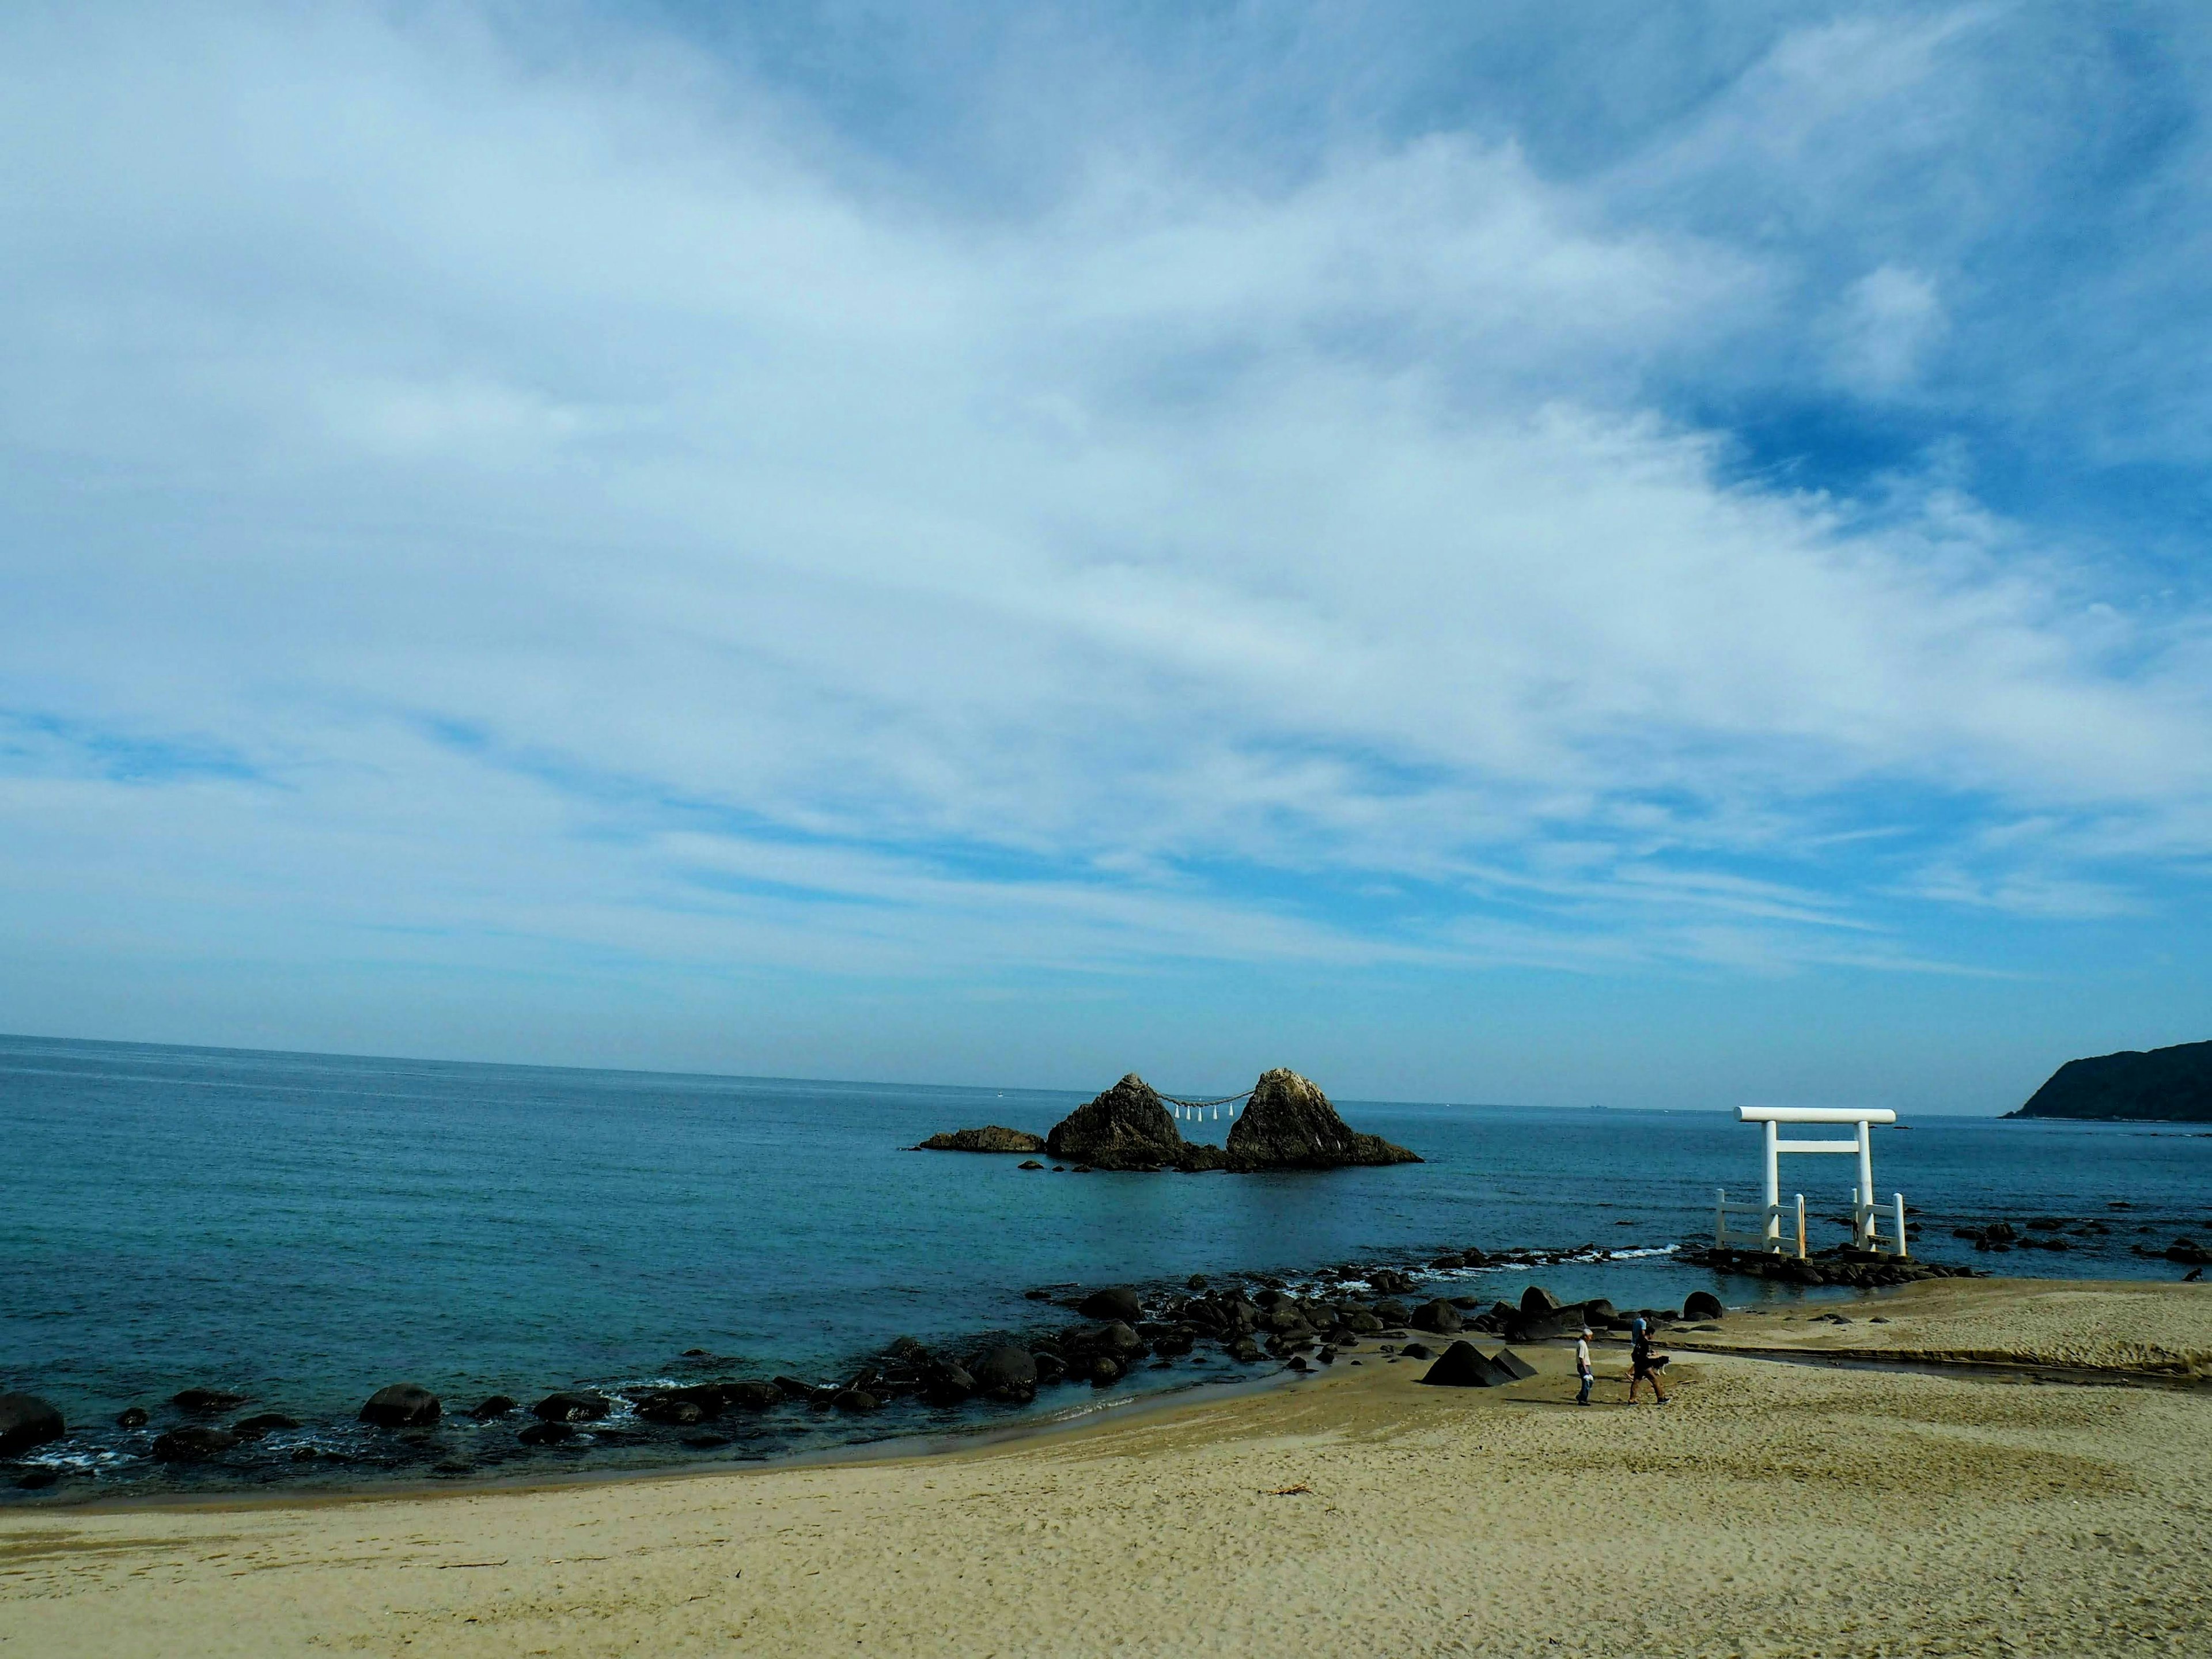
[1715,1106,1907,1257]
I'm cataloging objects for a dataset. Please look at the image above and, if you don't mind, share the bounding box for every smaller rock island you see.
[911,1126,1048,1153]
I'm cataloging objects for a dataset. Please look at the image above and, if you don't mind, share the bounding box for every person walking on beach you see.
[1627,1317,1668,1406]
[1574,1325,1594,1405]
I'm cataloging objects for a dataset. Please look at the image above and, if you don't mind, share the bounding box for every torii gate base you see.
[1715,1107,1908,1259]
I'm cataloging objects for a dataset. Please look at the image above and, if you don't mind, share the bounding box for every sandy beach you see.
[5,1277,2209,1658]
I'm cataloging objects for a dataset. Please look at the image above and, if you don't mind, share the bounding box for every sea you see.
[5,1032,2209,1503]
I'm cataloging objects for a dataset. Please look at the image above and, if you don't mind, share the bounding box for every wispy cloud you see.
[1,1,2207,1096]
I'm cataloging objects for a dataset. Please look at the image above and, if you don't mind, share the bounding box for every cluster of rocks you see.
[1682,1246,1974,1287]
[916,1069,1419,1173]
[4,1237,1770,1493]
[2137,1237,2212,1267]
[1952,1217,2111,1253]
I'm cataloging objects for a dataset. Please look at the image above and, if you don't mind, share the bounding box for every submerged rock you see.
[531,1391,612,1423]
[914,1126,1048,1153]
[518,1421,575,1446]
[116,1407,149,1429]
[172,1388,247,1414]
[468,1395,519,1420]
[152,1425,238,1461]
[1224,1070,1421,1171]
[0,1394,64,1458]
[1045,1075,1184,1170]
[232,1413,300,1437]
[359,1384,441,1428]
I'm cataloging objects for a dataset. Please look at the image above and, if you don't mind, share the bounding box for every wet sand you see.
[4,1277,2209,1657]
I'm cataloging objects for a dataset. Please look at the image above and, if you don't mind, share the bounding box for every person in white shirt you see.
[1574,1325,1594,1406]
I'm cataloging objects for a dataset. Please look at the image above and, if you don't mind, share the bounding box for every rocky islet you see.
[920,1067,1420,1173]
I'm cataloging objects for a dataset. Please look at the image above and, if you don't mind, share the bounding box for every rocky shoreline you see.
[2,1237,1714,1500]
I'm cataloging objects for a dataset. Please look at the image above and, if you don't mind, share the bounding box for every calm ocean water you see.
[5,1032,2209,1501]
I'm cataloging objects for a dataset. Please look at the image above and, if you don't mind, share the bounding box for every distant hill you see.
[2009,1040,2212,1121]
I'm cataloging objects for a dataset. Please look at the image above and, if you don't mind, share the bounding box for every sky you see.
[2,1,2209,1111]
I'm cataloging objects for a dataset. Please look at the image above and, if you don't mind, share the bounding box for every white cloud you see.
[0,0,2207,1025]
[1826,264,1946,393]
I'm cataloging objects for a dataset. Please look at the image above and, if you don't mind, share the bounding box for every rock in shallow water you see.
[172,1388,247,1415]
[1077,1286,1143,1322]
[116,1407,149,1429]
[153,1425,238,1461]
[232,1413,300,1437]
[518,1421,575,1446]
[359,1384,441,1428]
[0,1393,65,1458]
[970,1345,1039,1403]
[532,1391,612,1423]
[468,1395,518,1420]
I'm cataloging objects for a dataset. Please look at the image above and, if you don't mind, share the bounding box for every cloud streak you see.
[2,1,2208,1092]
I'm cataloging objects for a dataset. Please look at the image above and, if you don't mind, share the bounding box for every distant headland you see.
[914,1067,1421,1171]
[2007,1039,2212,1122]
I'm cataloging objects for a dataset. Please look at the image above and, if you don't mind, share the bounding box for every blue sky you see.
[3,2,2209,1110]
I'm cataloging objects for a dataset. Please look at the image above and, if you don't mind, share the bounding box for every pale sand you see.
[6,1279,2211,1658]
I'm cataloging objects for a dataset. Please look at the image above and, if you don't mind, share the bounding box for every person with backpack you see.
[1627,1316,1669,1406]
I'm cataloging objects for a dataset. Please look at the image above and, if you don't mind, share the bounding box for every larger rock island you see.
[1044,1068,1420,1172]
[2007,1039,2212,1122]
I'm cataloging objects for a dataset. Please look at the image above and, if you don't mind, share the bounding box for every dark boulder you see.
[1222,1069,1421,1171]
[1174,1143,1230,1172]
[913,1126,1048,1153]
[1491,1347,1537,1381]
[518,1421,575,1446]
[1520,1286,1561,1318]
[172,1388,247,1414]
[116,1407,149,1429]
[1046,1075,1185,1170]
[1078,1286,1143,1322]
[152,1425,237,1461]
[1683,1291,1724,1321]
[1410,1299,1464,1335]
[1033,1351,1067,1384]
[1372,1300,1411,1326]
[772,1376,819,1400]
[923,1363,977,1404]
[833,1389,881,1413]
[1089,1358,1122,1385]
[359,1384,441,1428]
[232,1413,300,1437]
[0,1395,64,1458]
[1018,1160,1044,1169]
[1227,1337,1263,1363]
[636,1395,706,1426]
[1418,1342,1508,1388]
[468,1395,519,1420]
[16,1468,59,1490]
[971,1345,1040,1403]
[723,1381,782,1411]
[1400,1342,1434,1359]
[531,1391,612,1423]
